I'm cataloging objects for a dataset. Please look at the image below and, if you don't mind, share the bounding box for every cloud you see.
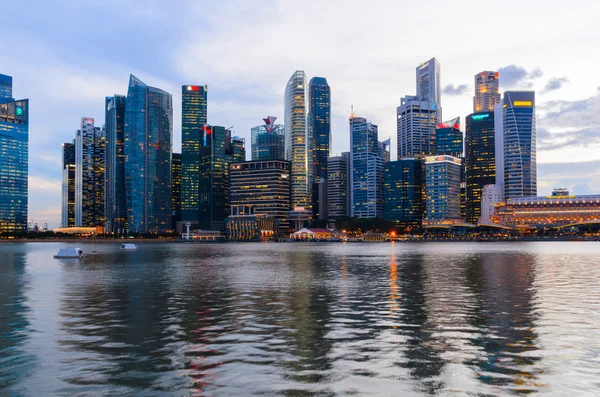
[442,84,468,96]
[497,65,543,88]
[543,77,569,93]
[538,161,600,195]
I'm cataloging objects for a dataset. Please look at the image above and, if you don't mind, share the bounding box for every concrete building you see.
[479,184,504,224]
[474,71,500,112]
[424,155,462,223]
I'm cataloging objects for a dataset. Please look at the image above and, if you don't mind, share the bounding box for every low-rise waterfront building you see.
[291,228,346,240]
[225,205,276,241]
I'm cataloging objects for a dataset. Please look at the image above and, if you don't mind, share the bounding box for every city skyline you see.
[1,1,599,227]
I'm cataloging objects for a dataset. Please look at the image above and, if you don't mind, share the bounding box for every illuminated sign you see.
[471,113,490,121]
[202,125,211,147]
[424,155,462,165]
[15,106,23,116]
[513,101,532,107]
[187,86,199,91]
[545,195,576,199]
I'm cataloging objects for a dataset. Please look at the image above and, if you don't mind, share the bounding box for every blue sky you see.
[1,0,599,228]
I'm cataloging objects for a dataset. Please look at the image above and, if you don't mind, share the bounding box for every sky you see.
[1,0,599,228]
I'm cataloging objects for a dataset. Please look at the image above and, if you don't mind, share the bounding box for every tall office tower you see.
[284,71,311,209]
[197,125,239,231]
[232,136,246,162]
[124,74,173,232]
[327,152,350,219]
[308,77,331,180]
[474,71,500,112]
[502,91,536,199]
[479,184,504,224]
[416,57,441,121]
[251,116,285,161]
[61,141,76,228]
[494,103,504,187]
[311,178,327,220]
[104,94,127,232]
[181,84,207,224]
[75,118,105,227]
[396,95,438,159]
[350,115,389,218]
[435,117,462,156]
[171,153,181,229]
[228,160,291,224]
[465,112,496,224]
[0,74,28,233]
[424,155,462,222]
[384,159,423,229]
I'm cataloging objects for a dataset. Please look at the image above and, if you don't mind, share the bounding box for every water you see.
[1,242,600,396]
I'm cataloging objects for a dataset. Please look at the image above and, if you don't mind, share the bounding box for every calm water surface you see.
[1,242,600,396]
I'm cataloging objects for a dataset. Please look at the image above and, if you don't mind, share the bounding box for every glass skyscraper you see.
[308,77,331,180]
[251,116,285,161]
[424,155,462,222]
[61,141,76,228]
[416,57,441,121]
[474,71,500,113]
[397,95,438,159]
[75,117,105,227]
[284,71,311,210]
[435,117,462,157]
[171,152,181,229]
[105,94,127,232]
[384,159,423,228]
[0,74,28,233]
[350,115,389,218]
[502,91,536,199]
[465,112,496,224]
[181,84,207,224]
[327,152,350,219]
[124,74,173,232]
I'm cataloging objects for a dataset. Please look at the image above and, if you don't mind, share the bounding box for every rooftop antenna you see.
[350,105,355,118]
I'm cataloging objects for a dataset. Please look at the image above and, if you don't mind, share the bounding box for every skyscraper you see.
[396,95,438,159]
[435,117,462,157]
[465,112,496,224]
[0,74,28,233]
[251,116,285,161]
[75,118,105,227]
[284,71,311,209]
[171,152,181,229]
[416,57,441,120]
[384,159,423,229]
[502,91,536,199]
[474,71,500,112]
[61,141,76,228]
[181,84,207,224]
[104,94,127,232]
[424,155,462,222]
[308,77,331,180]
[350,114,389,218]
[124,74,173,232]
[327,153,350,219]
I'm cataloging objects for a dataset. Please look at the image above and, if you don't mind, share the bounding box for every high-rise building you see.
[397,95,438,159]
[311,178,328,220]
[228,160,291,228]
[502,91,536,199]
[124,74,173,232]
[424,155,462,222]
[384,159,423,229]
[284,71,311,210]
[0,74,28,233]
[61,141,76,228]
[465,112,496,224]
[104,94,127,232]
[232,136,246,163]
[416,57,441,120]
[75,118,105,227]
[474,71,500,113]
[251,116,285,161]
[181,84,208,224]
[350,114,389,218]
[171,152,182,229]
[327,152,350,219]
[479,184,504,224]
[435,117,462,157]
[308,77,331,180]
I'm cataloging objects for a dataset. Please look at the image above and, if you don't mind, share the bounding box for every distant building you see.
[397,95,438,160]
[474,71,501,112]
[435,117,462,157]
[105,94,127,233]
[61,141,76,228]
[0,73,28,233]
[424,155,462,223]
[308,77,331,180]
[384,159,423,229]
[124,74,173,232]
[171,153,181,229]
[416,57,441,118]
[350,114,389,218]
[327,152,350,218]
[251,116,285,161]
[312,178,328,220]
[479,184,504,224]
[225,205,276,241]
[75,117,105,227]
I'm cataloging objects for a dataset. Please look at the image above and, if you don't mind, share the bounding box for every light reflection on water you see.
[1,242,600,396]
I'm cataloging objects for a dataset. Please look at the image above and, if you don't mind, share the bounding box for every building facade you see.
[397,95,438,159]
[424,155,462,222]
[172,152,181,229]
[225,205,277,241]
[124,74,173,232]
[104,94,127,232]
[61,141,76,228]
[251,116,285,161]
[384,159,423,228]
[181,84,208,224]
[480,184,504,224]
[435,117,462,156]
[474,71,501,112]
[308,77,331,180]
[416,57,441,118]
[0,74,28,233]
[327,152,350,218]
[465,112,497,224]
[75,117,105,227]
[502,91,536,199]
[284,71,311,210]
